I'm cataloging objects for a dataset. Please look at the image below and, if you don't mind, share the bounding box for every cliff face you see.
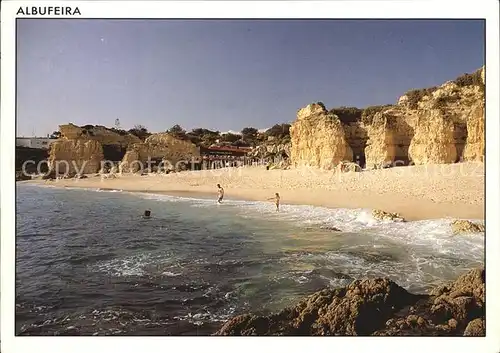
[290,67,484,169]
[365,113,398,168]
[48,139,104,174]
[343,122,368,165]
[290,103,353,169]
[55,124,141,164]
[462,101,485,162]
[119,133,200,172]
[49,125,198,174]
[408,110,458,164]
[398,79,482,165]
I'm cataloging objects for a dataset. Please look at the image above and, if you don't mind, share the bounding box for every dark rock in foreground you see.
[214,268,485,336]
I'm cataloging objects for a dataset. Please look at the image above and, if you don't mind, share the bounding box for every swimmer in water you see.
[217,184,224,204]
[267,193,280,212]
[143,209,151,219]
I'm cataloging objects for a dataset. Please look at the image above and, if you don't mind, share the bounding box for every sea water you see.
[15,184,484,335]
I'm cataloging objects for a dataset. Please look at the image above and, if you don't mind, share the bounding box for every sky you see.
[17,19,484,137]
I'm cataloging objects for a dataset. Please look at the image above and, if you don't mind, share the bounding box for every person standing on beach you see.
[217,184,224,204]
[267,193,280,212]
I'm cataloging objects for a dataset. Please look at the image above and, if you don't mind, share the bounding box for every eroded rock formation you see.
[290,68,484,169]
[48,139,104,175]
[46,124,142,175]
[214,268,485,336]
[400,80,482,164]
[365,112,398,168]
[290,103,353,169]
[408,110,458,164]
[48,123,199,174]
[119,133,200,173]
[343,122,368,164]
[462,101,485,162]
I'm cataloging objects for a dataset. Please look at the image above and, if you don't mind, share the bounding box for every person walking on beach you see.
[267,193,280,212]
[217,184,224,204]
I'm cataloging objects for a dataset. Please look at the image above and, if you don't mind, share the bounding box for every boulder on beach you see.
[372,209,405,222]
[214,267,485,336]
[450,220,484,234]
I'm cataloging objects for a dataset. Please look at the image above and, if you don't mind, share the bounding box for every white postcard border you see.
[1,1,498,353]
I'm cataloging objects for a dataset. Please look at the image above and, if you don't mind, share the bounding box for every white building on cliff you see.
[16,137,57,150]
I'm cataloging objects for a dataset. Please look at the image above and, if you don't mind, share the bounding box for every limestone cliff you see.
[396,72,484,164]
[343,122,368,165]
[57,124,141,163]
[408,110,458,164]
[364,115,394,168]
[361,69,483,167]
[290,103,353,169]
[119,133,200,172]
[462,66,486,162]
[48,139,104,174]
[290,68,484,169]
[462,101,485,162]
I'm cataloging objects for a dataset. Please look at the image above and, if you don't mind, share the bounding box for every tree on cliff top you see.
[329,106,363,124]
[128,125,151,141]
[220,132,241,144]
[265,123,291,139]
[233,139,251,147]
[186,128,220,147]
[241,127,259,145]
[454,68,484,92]
[315,102,326,110]
[168,124,188,140]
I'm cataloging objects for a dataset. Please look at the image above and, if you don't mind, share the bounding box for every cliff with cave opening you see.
[289,67,485,170]
[47,124,199,175]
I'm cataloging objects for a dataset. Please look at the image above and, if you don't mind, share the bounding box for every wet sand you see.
[23,162,485,221]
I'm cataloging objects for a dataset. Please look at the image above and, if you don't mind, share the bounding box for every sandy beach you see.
[23,162,485,221]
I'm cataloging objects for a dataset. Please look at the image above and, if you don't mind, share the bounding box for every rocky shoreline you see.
[214,268,485,336]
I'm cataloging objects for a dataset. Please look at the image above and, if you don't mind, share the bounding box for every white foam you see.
[129,191,485,264]
[26,184,484,293]
[162,271,182,277]
[89,252,177,277]
[133,190,483,235]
